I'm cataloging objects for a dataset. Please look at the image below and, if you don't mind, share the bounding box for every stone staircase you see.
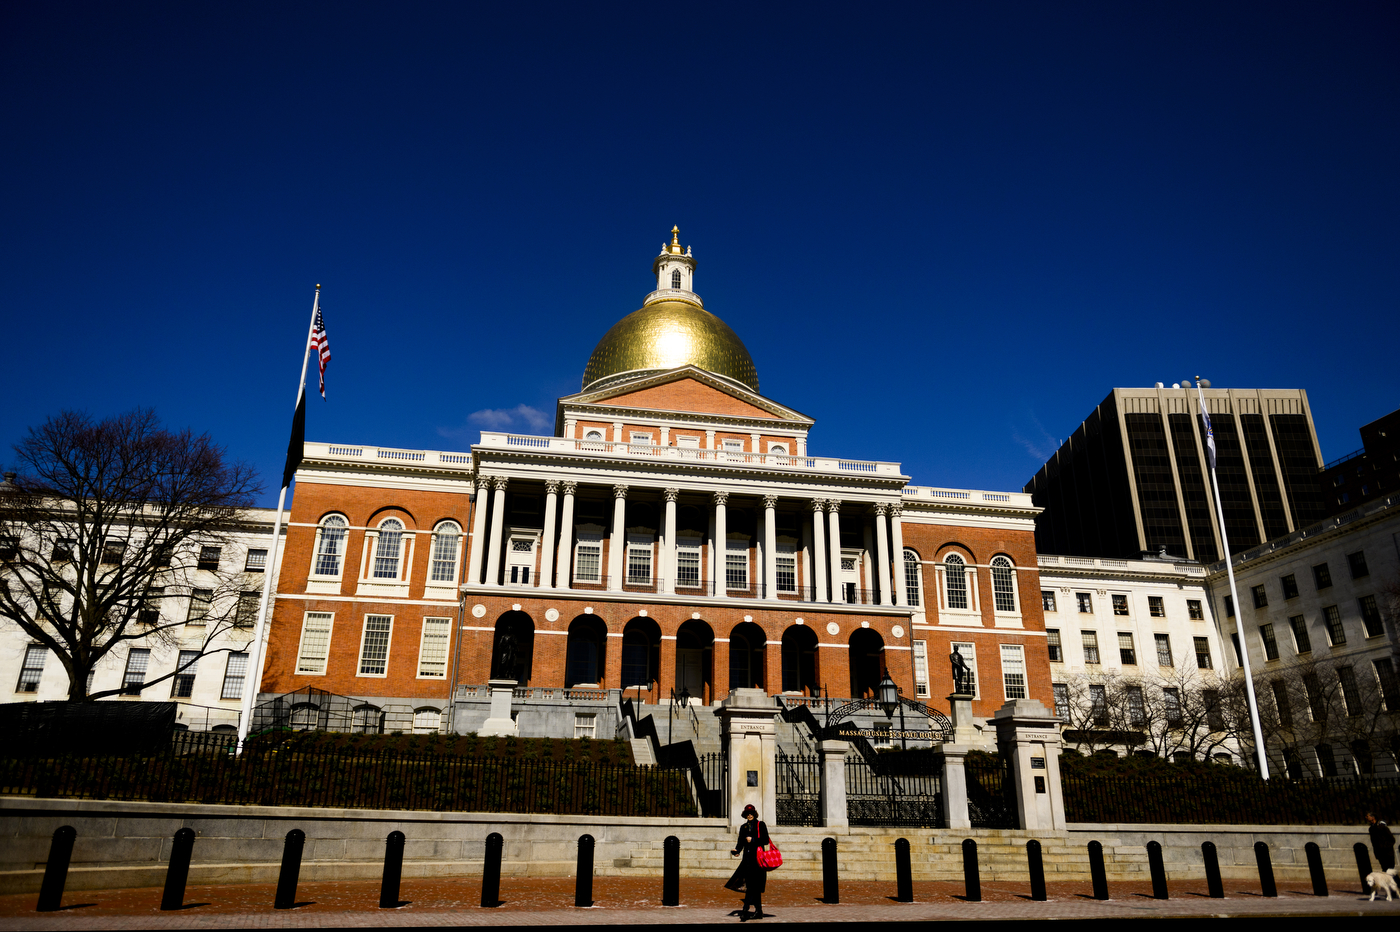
[631,701,726,757]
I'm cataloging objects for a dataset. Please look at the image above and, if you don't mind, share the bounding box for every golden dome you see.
[582,298,760,393]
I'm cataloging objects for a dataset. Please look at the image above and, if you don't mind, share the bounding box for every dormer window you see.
[671,269,682,289]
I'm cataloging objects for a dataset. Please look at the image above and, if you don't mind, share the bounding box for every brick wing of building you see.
[258,230,1051,739]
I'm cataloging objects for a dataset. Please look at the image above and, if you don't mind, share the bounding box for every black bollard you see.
[1087,840,1108,900]
[1305,842,1328,897]
[1147,840,1168,900]
[1027,839,1046,902]
[662,835,680,906]
[1354,842,1373,888]
[822,837,839,904]
[273,829,305,910]
[481,832,503,908]
[1202,841,1224,899]
[575,834,595,907]
[35,826,76,912]
[1254,841,1276,898]
[895,838,913,902]
[379,831,405,909]
[160,828,197,911]
[962,838,981,902]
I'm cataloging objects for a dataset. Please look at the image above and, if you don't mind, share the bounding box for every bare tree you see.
[1056,667,1243,762]
[0,409,261,700]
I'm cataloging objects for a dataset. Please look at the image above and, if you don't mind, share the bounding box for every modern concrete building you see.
[1319,407,1400,518]
[1025,386,1329,564]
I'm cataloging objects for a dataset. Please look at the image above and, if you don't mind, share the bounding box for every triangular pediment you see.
[559,366,812,424]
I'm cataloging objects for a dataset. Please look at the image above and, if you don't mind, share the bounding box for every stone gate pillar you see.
[818,739,849,828]
[719,688,779,830]
[992,698,1065,831]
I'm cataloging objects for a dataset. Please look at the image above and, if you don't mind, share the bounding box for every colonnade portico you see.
[465,473,913,607]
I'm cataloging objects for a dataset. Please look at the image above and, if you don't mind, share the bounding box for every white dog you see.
[1366,867,1398,902]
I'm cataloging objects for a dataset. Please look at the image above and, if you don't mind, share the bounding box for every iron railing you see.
[775,749,822,826]
[845,757,944,827]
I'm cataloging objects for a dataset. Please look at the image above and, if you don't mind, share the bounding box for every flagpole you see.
[1193,376,1270,779]
[237,285,321,752]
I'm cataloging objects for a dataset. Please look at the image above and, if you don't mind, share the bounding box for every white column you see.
[713,491,728,596]
[763,494,778,600]
[890,503,908,607]
[484,475,509,586]
[564,418,577,440]
[663,488,679,595]
[826,499,842,603]
[467,477,491,585]
[609,484,628,591]
[539,480,559,588]
[874,503,891,607]
[705,429,716,450]
[555,481,577,589]
[612,421,624,444]
[810,499,827,603]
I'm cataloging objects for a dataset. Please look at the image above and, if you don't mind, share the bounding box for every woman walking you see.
[725,804,770,920]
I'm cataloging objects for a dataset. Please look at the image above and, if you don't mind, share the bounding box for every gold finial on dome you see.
[669,225,682,254]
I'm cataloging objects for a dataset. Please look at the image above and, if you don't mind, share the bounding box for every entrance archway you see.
[729,621,767,691]
[491,611,535,684]
[848,627,885,698]
[675,619,714,704]
[564,615,607,687]
[621,617,661,697]
[781,624,819,695]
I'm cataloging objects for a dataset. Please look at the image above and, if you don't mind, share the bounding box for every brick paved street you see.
[3,875,1400,927]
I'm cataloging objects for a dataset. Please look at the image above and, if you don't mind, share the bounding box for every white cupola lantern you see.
[653,225,696,295]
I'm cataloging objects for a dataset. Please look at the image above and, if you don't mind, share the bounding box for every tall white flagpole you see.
[237,285,321,751]
[1193,376,1269,779]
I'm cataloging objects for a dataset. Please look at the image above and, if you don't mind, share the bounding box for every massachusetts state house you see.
[259,229,1053,739]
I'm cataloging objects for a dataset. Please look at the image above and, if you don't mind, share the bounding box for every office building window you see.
[296,612,334,674]
[1046,629,1062,662]
[1339,666,1362,716]
[1118,632,1136,665]
[1053,683,1069,721]
[1148,596,1165,617]
[220,652,248,700]
[1001,644,1027,700]
[1313,562,1332,590]
[1126,685,1145,725]
[16,645,45,693]
[121,649,150,695]
[186,589,213,625]
[1187,599,1204,620]
[101,538,126,564]
[1315,743,1337,777]
[1281,574,1299,600]
[245,549,268,572]
[1042,590,1057,612]
[1204,690,1225,731]
[234,591,259,628]
[417,617,451,678]
[1224,595,1234,617]
[1154,633,1173,666]
[1373,659,1399,712]
[1260,623,1279,661]
[1193,636,1212,669]
[139,587,164,625]
[1303,672,1326,720]
[1271,679,1292,727]
[1360,595,1384,638]
[197,546,221,571]
[358,615,393,676]
[1163,687,1182,725]
[1077,592,1093,614]
[312,515,349,577]
[1323,605,1345,646]
[171,650,199,698]
[1090,685,1108,725]
[1347,551,1369,579]
[1230,633,1242,665]
[1081,631,1100,665]
[1289,614,1312,653]
[1252,585,1268,609]
[52,538,74,562]
[1112,594,1129,616]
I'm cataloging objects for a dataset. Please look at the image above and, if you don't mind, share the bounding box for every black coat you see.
[725,819,771,895]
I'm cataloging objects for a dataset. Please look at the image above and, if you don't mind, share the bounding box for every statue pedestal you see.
[480,679,518,736]
[947,691,980,745]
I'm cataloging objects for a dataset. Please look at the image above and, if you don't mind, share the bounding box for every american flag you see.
[310,306,331,397]
[1199,393,1216,470]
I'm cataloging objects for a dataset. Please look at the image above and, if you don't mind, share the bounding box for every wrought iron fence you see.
[845,757,944,827]
[0,731,697,817]
[965,754,1018,829]
[774,749,821,826]
[700,752,728,818]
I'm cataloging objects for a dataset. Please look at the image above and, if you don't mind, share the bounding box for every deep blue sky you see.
[3,1,1397,506]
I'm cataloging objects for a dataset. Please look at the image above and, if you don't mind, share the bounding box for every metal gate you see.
[965,753,1018,829]
[775,749,822,826]
[699,752,728,818]
[845,758,945,827]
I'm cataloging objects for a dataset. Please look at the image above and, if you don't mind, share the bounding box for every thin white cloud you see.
[1011,411,1061,463]
[438,404,551,441]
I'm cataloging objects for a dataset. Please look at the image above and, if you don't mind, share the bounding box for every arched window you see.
[373,518,404,579]
[430,521,461,583]
[671,269,682,289]
[944,554,968,610]
[584,430,603,440]
[991,556,1017,612]
[903,549,922,606]
[413,708,441,735]
[313,515,348,577]
[352,704,382,734]
[290,702,320,730]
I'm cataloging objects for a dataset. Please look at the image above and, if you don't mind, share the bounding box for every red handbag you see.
[755,824,782,870]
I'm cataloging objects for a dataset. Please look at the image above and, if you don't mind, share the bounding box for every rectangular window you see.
[1081,631,1100,665]
[574,539,602,583]
[1118,632,1136,665]
[1260,623,1279,661]
[52,538,74,562]
[234,591,260,628]
[220,652,248,700]
[629,432,653,445]
[296,612,334,674]
[1313,562,1332,590]
[197,546,222,571]
[101,538,126,564]
[1163,687,1182,725]
[951,642,978,696]
[186,589,213,625]
[1000,644,1027,700]
[725,541,749,591]
[627,541,653,584]
[675,539,701,588]
[121,648,150,695]
[430,532,459,583]
[1204,690,1224,731]
[1303,672,1326,721]
[1053,683,1069,721]
[722,439,744,452]
[1271,679,1292,726]
[1360,595,1384,638]
[574,712,597,739]
[1090,685,1108,725]
[417,616,451,678]
[1187,599,1204,620]
[171,650,199,698]
[1193,636,1213,669]
[1347,550,1369,579]
[1112,594,1130,616]
[1224,595,1234,617]
[1339,666,1362,716]
[139,587,164,625]
[1046,629,1062,662]
[1230,633,1242,666]
[1252,585,1268,609]
[871,722,892,747]
[1077,592,1093,614]
[1289,614,1312,653]
[1316,744,1337,777]
[16,645,45,693]
[1148,596,1165,617]
[1281,574,1299,600]
[1373,659,1399,712]
[1154,633,1173,666]
[1042,590,1057,612]
[245,549,268,572]
[913,640,929,698]
[775,544,796,593]
[1126,685,1145,725]
[1323,605,1345,646]
[357,615,393,676]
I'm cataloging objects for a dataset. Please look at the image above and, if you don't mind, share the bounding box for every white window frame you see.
[413,707,441,735]
[675,535,702,589]
[220,652,248,700]
[310,514,350,580]
[574,712,597,738]
[170,649,199,698]
[428,521,463,585]
[990,556,1020,617]
[16,645,46,694]
[939,553,978,616]
[627,533,654,585]
[726,537,750,591]
[951,641,979,698]
[775,542,797,594]
[722,438,745,452]
[296,611,335,675]
[913,639,929,698]
[1000,643,1027,700]
[903,549,924,607]
[417,616,452,679]
[505,533,538,587]
[629,431,654,445]
[573,531,603,584]
[676,435,700,450]
[366,518,407,582]
[357,614,394,677]
[767,442,789,454]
